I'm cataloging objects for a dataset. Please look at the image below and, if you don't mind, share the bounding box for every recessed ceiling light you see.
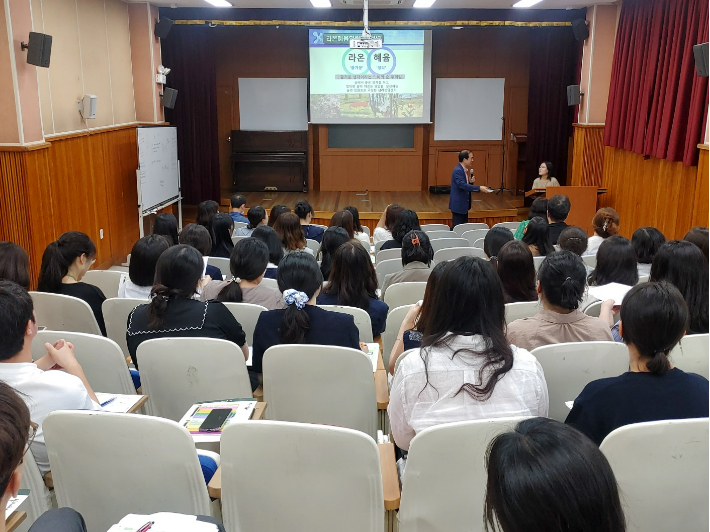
[452,26,463,29]
[513,0,543,6]
[310,0,331,6]
[204,0,232,6]
[413,0,436,7]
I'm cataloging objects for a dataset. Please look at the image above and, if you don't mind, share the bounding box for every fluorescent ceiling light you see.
[413,0,436,7]
[204,0,232,6]
[452,26,463,29]
[512,0,543,6]
[310,0,331,6]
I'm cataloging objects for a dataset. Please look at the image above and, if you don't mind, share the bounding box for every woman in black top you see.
[588,235,639,287]
[566,282,709,445]
[521,216,554,257]
[126,245,247,368]
[153,213,179,246]
[196,200,219,230]
[483,226,514,262]
[0,241,30,289]
[37,231,107,336]
[380,209,421,251]
[495,240,537,303]
[252,225,283,280]
[251,252,360,390]
[179,224,223,280]
[209,213,235,258]
[317,226,349,280]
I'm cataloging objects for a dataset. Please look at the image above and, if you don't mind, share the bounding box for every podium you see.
[525,186,607,235]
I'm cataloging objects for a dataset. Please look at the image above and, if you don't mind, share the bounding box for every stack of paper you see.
[96,393,144,413]
[178,399,257,442]
[587,282,634,306]
[107,512,219,532]
[365,343,380,372]
[5,489,29,518]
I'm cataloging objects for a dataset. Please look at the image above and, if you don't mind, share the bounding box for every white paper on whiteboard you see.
[239,78,308,131]
[434,78,505,141]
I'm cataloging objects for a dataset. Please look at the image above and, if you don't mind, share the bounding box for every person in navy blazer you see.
[449,150,493,228]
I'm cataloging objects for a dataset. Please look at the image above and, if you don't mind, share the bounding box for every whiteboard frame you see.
[136,166,182,238]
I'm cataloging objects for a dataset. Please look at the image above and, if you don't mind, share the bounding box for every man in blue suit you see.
[449,150,492,228]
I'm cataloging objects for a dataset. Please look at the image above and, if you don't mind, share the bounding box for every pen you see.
[136,521,155,532]
[100,397,116,407]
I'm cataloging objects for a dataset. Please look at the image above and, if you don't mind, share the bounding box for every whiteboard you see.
[137,127,179,213]
[434,78,505,141]
[239,78,308,131]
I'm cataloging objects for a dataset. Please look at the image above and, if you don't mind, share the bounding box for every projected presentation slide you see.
[309,29,432,124]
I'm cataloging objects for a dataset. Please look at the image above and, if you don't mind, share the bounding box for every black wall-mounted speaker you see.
[22,32,52,68]
[572,19,589,42]
[567,85,581,106]
[693,43,709,77]
[162,87,178,109]
[155,17,174,40]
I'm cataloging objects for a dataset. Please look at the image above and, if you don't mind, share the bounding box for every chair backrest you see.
[19,449,52,530]
[398,417,528,532]
[29,292,102,336]
[206,256,230,276]
[504,300,541,324]
[670,333,709,379]
[102,297,145,358]
[306,238,321,254]
[421,224,451,233]
[221,302,268,345]
[82,270,125,299]
[221,421,383,532]
[318,305,374,342]
[261,277,279,290]
[137,337,252,421]
[583,300,603,318]
[375,248,402,263]
[582,254,597,268]
[422,230,454,240]
[492,221,520,232]
[231,235,249,245]
[461,229,489,247]
[430,238,469,253]
[383,282,427,310]
[376,258,404,289]
[232,221,248,230]
[600,418,709,532]
[382,304,413,370]
[32,330,135,395]
[361,225,371,237]
[453,222,488,236]
[533,255,545,271]
[43,411,211,532]
[531,341,629,422]
[263,345,378,438]
[433,246,487,262]
[473,237,485,249]
[638,274,649,284]
[374,239,387,253]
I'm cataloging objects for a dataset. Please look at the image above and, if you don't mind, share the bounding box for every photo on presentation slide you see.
[309,29,431,124]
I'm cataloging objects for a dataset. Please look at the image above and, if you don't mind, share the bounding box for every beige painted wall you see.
[0,4,20,143]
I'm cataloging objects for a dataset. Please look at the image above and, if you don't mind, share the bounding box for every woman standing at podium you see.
[532,161,560,189]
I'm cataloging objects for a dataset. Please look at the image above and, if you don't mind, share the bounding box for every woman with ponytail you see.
[37,231,107,335]
[250,252,360,390]
[566,282,708,445]
[507,251,613,351]
[125,245,247,368]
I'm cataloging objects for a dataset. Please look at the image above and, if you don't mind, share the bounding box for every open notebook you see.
[178,399,257,442]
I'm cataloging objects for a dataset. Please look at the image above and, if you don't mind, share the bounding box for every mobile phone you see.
[199,408,232,432]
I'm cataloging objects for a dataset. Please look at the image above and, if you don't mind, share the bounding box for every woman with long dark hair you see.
[195,200,219,229]
[484,226,514,262]
[274,212,313,256]
[119,235,170,299]
[632,227,665,277]
[267,204,291,227]
[374,204,404,245]
[0,242,30,289]
[178,223,223,281]
[344,205,371,247]
[317,226,350,281]
[683,226,709,261]
[531,161,560,189]
[380,209,421,251]
[521,216,554,257]
[588,236,639,287]
[329,210,355,239]
[495,240,537,303]
[318,241,388,337]
[388,256,548,451]
[209,212,235,258]
[152,213,179,246]
[251,225,284,280]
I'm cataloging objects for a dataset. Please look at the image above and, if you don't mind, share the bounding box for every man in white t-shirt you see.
[0,281,100,475]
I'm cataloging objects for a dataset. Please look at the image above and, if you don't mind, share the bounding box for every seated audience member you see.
[0,281,99,475]
[344,206,371,247]
[547,194,571,245]
[485,418,626,532]
[195,200,219,230]
[152,213,179,246]
[632,226,665,277]
[588,236,639,287]
[388,256,548,451]
[387,261,447,375]
[202,239,285,311]
[380,210,421,251]
[0,381,91,532]
[294,200,324,243]
[267,204,291,227]
[126,245,247,368]
[557,225,588,256]
[318,241,388,338]
[229,194,248,224]
[209,212,235,258]
[566,282,709,445]
[179,223,223,280]
[514,197,548,239]
[484,226,514,261]
[531,161,560,189]
[521,216,554,257]
[496,240,537,304]
[274,212,314,256]
[118,235,170,299]
[683,226,709,262]
[317,227,350,280]
[651,240,709,335]
[37,231,107,336]
[381,230,434,299]
[374,204,404,245]
[507,251,613,351]
[585,207,620,256]
[329,210,355,239]
[0,242,30,289]
[251,225,284,280]
[234,206,267,237]
[250,253,360,390]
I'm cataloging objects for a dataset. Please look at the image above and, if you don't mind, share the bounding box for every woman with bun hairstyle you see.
[507,251,612,351]
[584,207,620,256]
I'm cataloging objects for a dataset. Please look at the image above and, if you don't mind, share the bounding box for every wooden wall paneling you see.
[692,146,709,228]
[23,148,55,285]
[570,124,605,187]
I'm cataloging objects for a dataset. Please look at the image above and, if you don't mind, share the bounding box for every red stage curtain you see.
[604,0,709,166]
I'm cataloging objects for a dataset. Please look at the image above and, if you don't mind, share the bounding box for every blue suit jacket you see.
[449,164,480,214]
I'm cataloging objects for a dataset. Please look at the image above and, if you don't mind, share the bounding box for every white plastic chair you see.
[638,274,649,284]
[473,237,485,249]
[433,247,486,262]
[582,254,597,269]
[361,225,371,238]
[422,230,454,240]
[261,277,279,290]
[531,341,629,422]
[670,333,709,379]
[137,337,252,421]
[220,421,384,532]
[492,221,520,232]
[430,238,469,253]
[43,411,213,532]
[533,255,545,271]
[318,305,374,342]
[222,302,268,345]
[383,282,427,310]
[461,229,489,247]
[82,270,125,299]
[453,222,488,236]
[376,258,404,289]
[232,221,248,231]
[102,297,145,359]
[206,256,230,275]
[231,235,249,245]
[306,238,321,254]
[375,248,402,263]
[382,304,414,370]
[32,331,135,395]
[421,224,451,233]
[263,345,378,438]
[18,450,53,531]
[374,239,388,253]
[583,300,603,318]
[398,417,528,532]
[504,300,540,324]
[29,292,102,336]
[600,418,709,532]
